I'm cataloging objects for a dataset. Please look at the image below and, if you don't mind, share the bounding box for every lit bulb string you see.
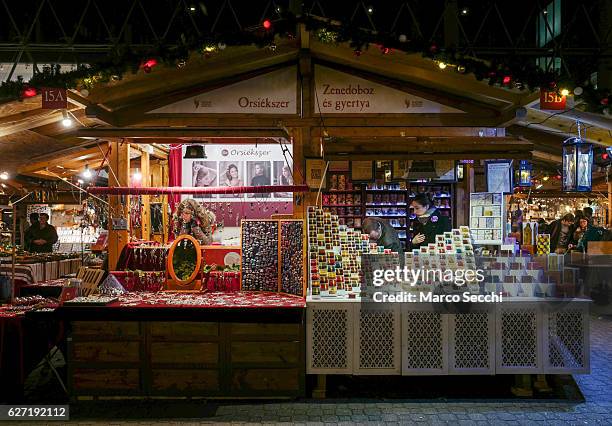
[87,184,309,196]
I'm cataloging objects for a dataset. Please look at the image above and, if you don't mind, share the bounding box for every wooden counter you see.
[58,293,306,400]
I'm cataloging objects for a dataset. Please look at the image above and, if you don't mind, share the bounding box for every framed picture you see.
[305,158,327,189]
[392,160,410,180]
[434,160,457,182]
[485,160,513,194]
[350,161,375,182]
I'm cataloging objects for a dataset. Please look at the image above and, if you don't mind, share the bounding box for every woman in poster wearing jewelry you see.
[172,199,216,245]
[409,193,451,249]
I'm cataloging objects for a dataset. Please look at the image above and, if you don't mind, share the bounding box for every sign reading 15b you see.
[41,87,67,109]
[539,90,566,110]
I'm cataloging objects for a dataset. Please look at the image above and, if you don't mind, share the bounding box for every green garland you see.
[0,13,609,114]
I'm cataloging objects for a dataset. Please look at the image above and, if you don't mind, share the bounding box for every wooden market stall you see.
[0,23,598,399]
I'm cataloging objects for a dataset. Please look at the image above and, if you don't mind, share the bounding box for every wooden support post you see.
[140,151,151,241]
[161,160,169,244]
[312,374,326,399]
[608,181,612,227]
[107,141,130,270]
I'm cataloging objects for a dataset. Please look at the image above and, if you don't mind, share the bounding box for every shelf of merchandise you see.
[322,173,455,250]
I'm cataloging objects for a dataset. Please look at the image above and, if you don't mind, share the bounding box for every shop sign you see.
[314,65,464,114]
[180,143,294,201]
[148,67,297,114]
[539,89,566,110]
[41,87,67,109]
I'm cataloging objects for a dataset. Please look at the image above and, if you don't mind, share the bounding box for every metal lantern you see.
[562,124,593,192]
[518,160,532,187]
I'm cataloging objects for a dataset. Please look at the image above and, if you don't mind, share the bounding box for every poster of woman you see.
[192,161,218,198]
[219,161,244,198]
[273,161,293,197]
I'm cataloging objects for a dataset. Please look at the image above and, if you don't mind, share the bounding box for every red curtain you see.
[168,144,182,213]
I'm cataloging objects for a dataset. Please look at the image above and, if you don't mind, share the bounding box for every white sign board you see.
[181,144,293,201]
[149,67,297,114]
[314,65,465,114]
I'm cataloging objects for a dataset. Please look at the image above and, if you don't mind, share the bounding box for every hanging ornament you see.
[573,86,584,96]
[456,65,466,73]
[502,75,512,85]
[267,43,277,52]
[429,43,438,53]
[398,34,407,43]
[22,87,37,98]
[380,45,390,55]
[142,58,157,73]
[176,59,187,69]
[601,98,609,105]
[217,42,227,50]
[263,19,272,30]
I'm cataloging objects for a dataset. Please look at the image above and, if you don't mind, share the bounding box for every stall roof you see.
[0,28,609,192]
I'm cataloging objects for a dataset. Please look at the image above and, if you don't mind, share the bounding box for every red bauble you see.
[502,75,511,85]
[354,49,363,56]
[380,46,390,55]
[263,19,272,30]
[22,87,37,98]
[601,98,609,105]
[429,44,437,53]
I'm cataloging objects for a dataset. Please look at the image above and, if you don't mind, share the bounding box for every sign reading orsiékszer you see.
[148,67,298,114]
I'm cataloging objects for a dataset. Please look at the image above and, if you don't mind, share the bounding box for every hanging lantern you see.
[518,160,532,187]
[562,122,593,192]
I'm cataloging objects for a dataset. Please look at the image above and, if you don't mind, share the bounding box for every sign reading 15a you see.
[41,87,67,109]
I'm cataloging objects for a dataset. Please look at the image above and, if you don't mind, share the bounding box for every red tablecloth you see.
[109,291,306,309]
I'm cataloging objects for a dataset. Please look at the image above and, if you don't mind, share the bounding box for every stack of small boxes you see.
[404,226,477,292]
[308,206,398,297]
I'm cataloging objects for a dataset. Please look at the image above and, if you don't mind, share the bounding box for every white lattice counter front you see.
[306,297,590,376]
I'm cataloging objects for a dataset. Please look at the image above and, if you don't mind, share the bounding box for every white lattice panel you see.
[449,307,495,374]
[544,302,590,374]
[307,302,354,374]
[354,305,401,375]
[495,304,543,374]
[401,305,448,375]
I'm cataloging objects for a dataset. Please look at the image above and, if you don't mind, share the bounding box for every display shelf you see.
[366,204,408,207]
[323,204,362,207]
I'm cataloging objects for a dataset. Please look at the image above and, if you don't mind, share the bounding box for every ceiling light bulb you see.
[61,110,73,127]
[77,179,84,185]
[543,176,550,181]
[560,88,569,97]
[0,172,8,180]
[82,165,92,179]
[133,169,142,181]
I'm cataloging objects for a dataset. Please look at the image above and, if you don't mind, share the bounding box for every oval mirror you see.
[167,234,202,286]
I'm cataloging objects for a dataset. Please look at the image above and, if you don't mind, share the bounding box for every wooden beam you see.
[18,146,102,174]
[69,127,289,138]
[312,127,501,138]
[0,111,62,137]
[107,141,130,270]
[323,138,533,160]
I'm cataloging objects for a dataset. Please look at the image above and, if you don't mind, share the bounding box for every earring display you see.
[241,220,279,292]
[280,220,305,296]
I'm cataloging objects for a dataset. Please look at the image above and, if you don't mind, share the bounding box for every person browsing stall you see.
[549,213,575,254]
[23,212,39,252]
[362,217,404,265]
[410,193,451,249]
[29,213,58,253]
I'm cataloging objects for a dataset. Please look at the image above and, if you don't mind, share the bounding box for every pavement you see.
[4,315,612,425]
